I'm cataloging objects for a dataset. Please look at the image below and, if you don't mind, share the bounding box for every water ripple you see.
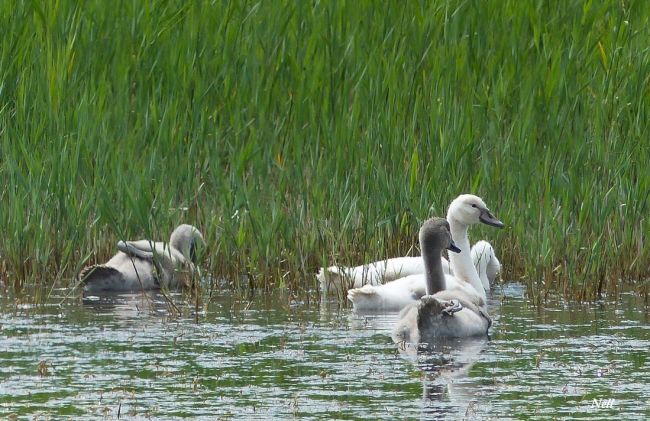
[1,285,648,420]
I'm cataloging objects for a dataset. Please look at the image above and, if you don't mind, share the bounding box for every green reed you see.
[0,0,648,302]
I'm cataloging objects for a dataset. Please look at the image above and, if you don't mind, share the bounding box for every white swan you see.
[318,195,502,294]
[348,195,503,311]
[317,256,426,294]
[471,240,501,292]
[446,194,503,299]
[392,218,492,342]
[80,224,204,293]
[347,242,500,311]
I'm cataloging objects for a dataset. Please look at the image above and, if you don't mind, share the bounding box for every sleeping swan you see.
[392,218,492,342]
[318,194,502,294]
[348,195,503,311]
[80,224,204,293]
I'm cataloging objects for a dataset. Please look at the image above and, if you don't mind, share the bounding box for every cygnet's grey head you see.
[419,217,461,254]
[170,224,205,262]
[447,194,504,228]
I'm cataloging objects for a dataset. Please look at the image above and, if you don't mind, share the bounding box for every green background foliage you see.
[1,0,648,300]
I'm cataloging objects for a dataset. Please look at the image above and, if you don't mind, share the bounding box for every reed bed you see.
[0,0,648,302]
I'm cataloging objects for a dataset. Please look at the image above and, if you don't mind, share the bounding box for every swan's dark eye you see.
[471,204,477,208]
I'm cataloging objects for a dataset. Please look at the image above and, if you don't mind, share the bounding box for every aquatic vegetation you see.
[0,1,648,301]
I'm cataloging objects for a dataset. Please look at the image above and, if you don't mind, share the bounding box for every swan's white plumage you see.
[471,240,500,292]
[321,244,499,297]
[318,256,457,293]
[346,195,503,311]
[317,257,425,294]
[346,271,483,312]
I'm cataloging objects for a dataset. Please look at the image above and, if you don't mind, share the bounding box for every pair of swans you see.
[80,224,204,294]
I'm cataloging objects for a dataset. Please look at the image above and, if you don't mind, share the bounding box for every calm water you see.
[1,283,648,420]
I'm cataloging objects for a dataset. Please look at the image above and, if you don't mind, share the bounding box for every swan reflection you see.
[395,335,489,418]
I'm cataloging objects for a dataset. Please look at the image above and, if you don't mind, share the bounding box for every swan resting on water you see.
[347,194,503,311]
[80,224,204,294]
[392,217,492,342]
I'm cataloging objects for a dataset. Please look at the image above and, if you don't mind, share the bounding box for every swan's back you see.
[82,252,158,293]
[347,274,424,311]
[318,256,425,293]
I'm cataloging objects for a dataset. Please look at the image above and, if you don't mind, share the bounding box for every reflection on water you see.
[83,290,180,320]
[0,283,648,420]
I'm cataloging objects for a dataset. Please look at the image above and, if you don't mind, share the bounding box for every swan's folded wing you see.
[435,288,485,312]
[117,240,169,253]
[397,274,427,297]
[117,240,185,266]
[117,240,156,260]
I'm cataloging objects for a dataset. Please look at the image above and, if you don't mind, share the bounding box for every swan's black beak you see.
[447,240,461,254]
[479,208,504,228]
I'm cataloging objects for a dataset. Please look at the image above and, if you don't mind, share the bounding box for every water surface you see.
[1,284,648,419]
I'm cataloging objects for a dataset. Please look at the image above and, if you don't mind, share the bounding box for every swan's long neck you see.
[448,216,486,300]
[422,242,446,296]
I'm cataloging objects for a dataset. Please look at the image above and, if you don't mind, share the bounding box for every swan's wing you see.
[80,263,158,293]
[444,275,483,299]
[118,240,186,267]
[434,288,485,312]
[80,253,159,293]
[380,257,425,281]
[117,241,155,260]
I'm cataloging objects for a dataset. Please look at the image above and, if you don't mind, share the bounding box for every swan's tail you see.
[347,284,418,312]
[347,285,382,311]
[79,265,125,293]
